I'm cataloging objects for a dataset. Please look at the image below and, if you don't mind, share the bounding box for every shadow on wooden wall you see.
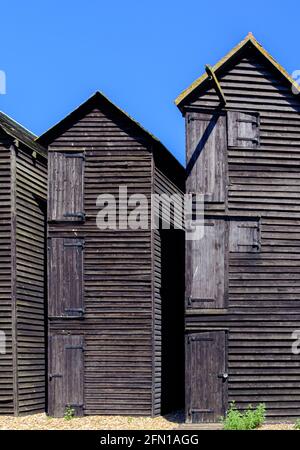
[160,229,185,414]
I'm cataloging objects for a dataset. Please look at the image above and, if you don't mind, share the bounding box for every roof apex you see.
[175,33,300,108]
[37,90,164,147]
[37,90,183,171]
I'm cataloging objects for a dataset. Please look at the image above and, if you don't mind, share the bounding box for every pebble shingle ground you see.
[0,411,295,430]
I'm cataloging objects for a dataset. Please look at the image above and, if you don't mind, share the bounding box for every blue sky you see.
[0,0,300,165]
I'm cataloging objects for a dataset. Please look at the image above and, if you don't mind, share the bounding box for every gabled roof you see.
[0,111,47,157]
[37,90,183,173]
[175,32,300,109]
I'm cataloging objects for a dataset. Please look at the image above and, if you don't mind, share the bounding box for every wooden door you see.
[186,112,227,202]
[48,238,84,318]
[48,335,84,417]
[48,335,64,417]
[48,152,85,222]
[186,331,228,423]
[186,218,228,309]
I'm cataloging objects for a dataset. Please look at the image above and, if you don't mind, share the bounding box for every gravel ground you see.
[259,423,295,430]
[0,412,296,430]
[0,411,184,430]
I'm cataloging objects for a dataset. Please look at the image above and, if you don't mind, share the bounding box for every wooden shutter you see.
[227,111,260,148]
[48,335,64,417]
[186,218,228,309]
[186,331,228,423]
[186,112,227,202]
[48,335,84,417]
[64,335,84,416]
[229,219,260,253]
[48,237,84,317]
[48,152,85,222]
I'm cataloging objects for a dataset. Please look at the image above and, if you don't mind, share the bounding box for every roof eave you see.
[0,124,47,158]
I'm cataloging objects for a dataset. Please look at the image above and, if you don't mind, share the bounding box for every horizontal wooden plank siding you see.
[15,148,47,415]
[184,44,300,420]
[48,105,154,415]
[0,136,13,414]
[152,228,162,415]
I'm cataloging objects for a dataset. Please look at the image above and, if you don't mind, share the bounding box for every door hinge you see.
[188,335,213,344]
[66,403,84,408]
[237,119,258,125]
[65,153,85,160]
[189,408,214,415]
[65,345,85,351]
[63,212,85,220]
[63,241,85,248]
[237,137,259,143]
[49,373,62,380]
[186,296,215,305]
[64,308,85,314]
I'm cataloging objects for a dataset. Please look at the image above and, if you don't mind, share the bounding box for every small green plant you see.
[222,402,266,430]
[294,419,300,430]
[64,406,76,421]
[127,417,133,424]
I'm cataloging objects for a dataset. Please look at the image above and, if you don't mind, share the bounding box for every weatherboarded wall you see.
[15,148,47,414]
[46,99,185,417]
[0,134,14,414]
[0,134,47,416]
[183,44,300,421]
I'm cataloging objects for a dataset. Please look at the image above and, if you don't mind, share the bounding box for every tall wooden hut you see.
[0,112,47,415]
[38,91,185,417]
[176,33,300,422]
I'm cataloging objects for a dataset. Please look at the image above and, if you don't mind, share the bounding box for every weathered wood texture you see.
[45,96,185,416]
[0,135,14,414]
[15,148,47,414]
[48,152,84,222]
[47,106,153,416]
[186,219,228,310]
[0,131,47,415]
[186,113,227,203]
[48,237,84,318]
[185,331,227,423]
[48,334,84,417]
[183,44,300,420]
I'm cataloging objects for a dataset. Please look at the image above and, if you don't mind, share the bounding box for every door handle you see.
[218,373,228,380]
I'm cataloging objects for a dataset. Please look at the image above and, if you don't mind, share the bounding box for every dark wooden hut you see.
[0,112,47,415]
[38,92,185,417]
[176,33,300,422]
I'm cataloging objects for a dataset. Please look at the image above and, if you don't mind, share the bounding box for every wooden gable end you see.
[183,44,300,114]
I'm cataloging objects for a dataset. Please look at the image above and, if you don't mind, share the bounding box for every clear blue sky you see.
[1,0,300,165]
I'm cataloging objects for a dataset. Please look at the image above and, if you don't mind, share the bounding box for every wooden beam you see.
[205,64,227,106]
